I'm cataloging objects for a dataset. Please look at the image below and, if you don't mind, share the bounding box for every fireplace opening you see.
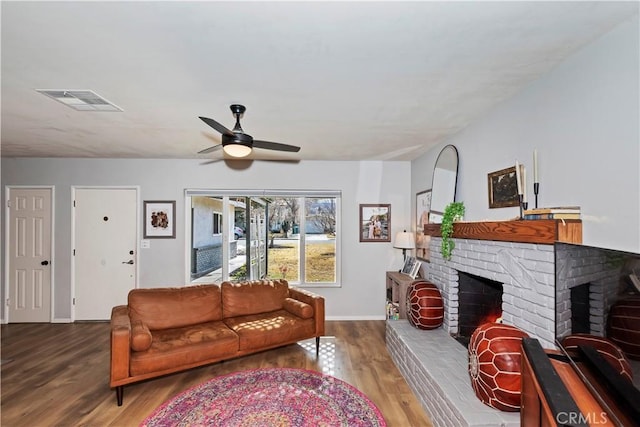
[454,271,503,347]
[570,283,591,334]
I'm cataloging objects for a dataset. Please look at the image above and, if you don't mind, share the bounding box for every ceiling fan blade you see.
[197,144,223,154]
[200,158,223,165]
[199,116,234,137]
[253,140,301,153]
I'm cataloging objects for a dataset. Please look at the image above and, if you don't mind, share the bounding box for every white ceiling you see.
[1,1,637,161]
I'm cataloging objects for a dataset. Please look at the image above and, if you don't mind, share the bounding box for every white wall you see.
[1,159,411,322]
[413,14,640,254]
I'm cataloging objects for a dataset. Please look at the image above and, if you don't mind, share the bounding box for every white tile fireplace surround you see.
[386,235,557,427]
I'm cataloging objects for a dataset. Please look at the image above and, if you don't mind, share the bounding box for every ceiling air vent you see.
[36,89,123,112]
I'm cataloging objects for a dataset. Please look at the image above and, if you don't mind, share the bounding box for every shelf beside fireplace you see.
[423,219,582,245]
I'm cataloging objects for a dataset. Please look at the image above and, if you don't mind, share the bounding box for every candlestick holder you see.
[534,182,539,209]
[519,194,524,220]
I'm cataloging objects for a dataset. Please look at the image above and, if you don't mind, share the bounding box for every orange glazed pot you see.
[468,322,529,412]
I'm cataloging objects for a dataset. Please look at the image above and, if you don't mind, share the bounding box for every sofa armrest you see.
[110,305,131,386]
[288,287,325,337]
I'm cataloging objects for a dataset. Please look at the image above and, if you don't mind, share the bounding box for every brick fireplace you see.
[429,237,556,348]
[386,220,581,426]
[555,242,623,338]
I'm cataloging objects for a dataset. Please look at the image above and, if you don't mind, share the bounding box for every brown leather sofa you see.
[109,279,324,405]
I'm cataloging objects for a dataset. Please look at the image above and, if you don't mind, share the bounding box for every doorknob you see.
[122,260,134,265]
[41,260,49,266]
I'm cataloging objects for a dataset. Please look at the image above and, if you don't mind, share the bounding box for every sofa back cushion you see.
[222,279,289,318]
[128,284,222,330]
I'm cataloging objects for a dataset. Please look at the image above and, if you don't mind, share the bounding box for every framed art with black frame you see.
[143,200,176,238]
[488,166,519,208]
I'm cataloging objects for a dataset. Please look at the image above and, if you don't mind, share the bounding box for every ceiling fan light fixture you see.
[223,143,252,158]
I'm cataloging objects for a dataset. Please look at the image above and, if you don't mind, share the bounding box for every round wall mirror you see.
[429,145,459,224]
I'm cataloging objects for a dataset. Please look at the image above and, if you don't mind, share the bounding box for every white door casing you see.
[6,187,53,323]
[73,187,138,320]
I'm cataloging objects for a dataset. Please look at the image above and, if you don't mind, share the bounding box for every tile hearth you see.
[386,320,520,427]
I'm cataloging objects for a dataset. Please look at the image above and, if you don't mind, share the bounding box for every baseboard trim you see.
[326,315,386,321]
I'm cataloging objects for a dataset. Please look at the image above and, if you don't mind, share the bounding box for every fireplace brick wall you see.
[555,244,622,338]
[427,237,556,348]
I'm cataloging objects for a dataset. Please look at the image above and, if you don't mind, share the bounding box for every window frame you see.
[184,189,341,288]
[212,211,222,235]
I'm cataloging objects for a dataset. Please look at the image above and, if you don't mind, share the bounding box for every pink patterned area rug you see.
[141,368,387,427]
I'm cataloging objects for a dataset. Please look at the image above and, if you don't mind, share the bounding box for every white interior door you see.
[73,188,137,320]
[7,187,53,322]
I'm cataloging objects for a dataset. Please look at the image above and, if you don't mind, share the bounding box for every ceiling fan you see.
[198,104,301,158]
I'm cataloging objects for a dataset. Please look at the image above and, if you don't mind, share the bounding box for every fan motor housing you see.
[222,133,252,146]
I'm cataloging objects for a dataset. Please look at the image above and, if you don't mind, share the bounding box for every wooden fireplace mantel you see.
[423,219,582,245]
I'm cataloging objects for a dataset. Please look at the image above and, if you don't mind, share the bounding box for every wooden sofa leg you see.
[116,386,124,406]
[316,336,320,356]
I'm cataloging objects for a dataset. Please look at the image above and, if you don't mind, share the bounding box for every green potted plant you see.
[440,202,465,260]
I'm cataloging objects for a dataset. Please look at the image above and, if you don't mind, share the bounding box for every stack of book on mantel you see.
[523,206,581,220]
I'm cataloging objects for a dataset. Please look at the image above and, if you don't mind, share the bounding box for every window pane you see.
[268,238,300,282]
[212,212,221,234]
[305,198,336,283]
[229,197,247,281]
[191,196,223,282]
[267,197,300,282]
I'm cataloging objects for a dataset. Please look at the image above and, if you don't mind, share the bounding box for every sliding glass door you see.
[190,194,268,283]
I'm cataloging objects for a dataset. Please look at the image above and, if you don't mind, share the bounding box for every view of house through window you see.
[188,191,340,286]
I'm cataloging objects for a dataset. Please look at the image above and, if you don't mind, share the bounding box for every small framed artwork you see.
[401,256,416,275]
[409,259,422,279]
[488,166,519,208]
[401,256,421,279]
[415,189,432,260]
[144,200,176,238]
[359,204,391,242]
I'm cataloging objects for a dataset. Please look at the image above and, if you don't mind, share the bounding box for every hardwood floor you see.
[1,321,432,427]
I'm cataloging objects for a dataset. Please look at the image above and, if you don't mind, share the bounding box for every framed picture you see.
[488,166,519,208]
[401,256,416,275]
[409,259,422,279]
[401,256,421,279]
[359,204,391,242]
[415,189,432,260]
[144,200,176,238]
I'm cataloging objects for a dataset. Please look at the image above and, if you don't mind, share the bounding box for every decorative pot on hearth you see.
[468,322,529,412]
[406,280,444,330]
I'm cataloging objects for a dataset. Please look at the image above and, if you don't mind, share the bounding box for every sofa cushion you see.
[129,321,238,376]
[283,298,314,319]
[128,284,222,330]
[221,280,289,319]
[130,320,152,352]
[223,309,315,352]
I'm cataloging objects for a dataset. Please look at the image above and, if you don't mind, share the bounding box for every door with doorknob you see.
[73,187,138,320]
[7,187,53,322]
